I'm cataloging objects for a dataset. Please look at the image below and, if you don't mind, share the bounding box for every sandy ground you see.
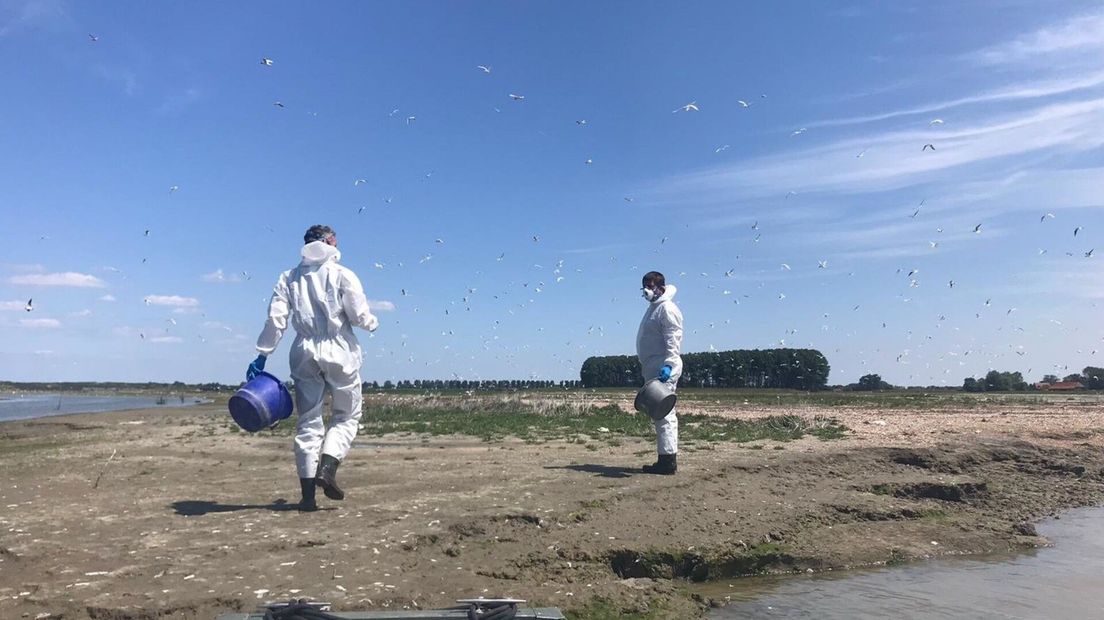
[2,393,1103,619]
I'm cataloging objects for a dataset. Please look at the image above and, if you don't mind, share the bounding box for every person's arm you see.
[340,269,379,332]
[256,273,290,355]
[660,304,683,373]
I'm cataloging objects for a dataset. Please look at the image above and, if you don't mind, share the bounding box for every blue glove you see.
[658,365,672,382]
[246,355,266,381]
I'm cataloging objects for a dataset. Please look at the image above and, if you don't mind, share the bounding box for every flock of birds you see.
[19,34,1098,386]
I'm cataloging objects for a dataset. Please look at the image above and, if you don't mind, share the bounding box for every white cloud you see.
[806,69,1104,129]
[972,11,1104,66]
[201,268,241,283]
[9,272,108,288]
[69,309,93,318]
[369,299,396,312]
[0,300,28,311]
[99,294,116,302]
[21,318,61,328]
[144,294,200,307]
[148,336,183,344]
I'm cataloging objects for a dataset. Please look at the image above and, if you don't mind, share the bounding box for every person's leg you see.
[291,348,326,508]
[643,409,678,474]
[315,362,363,500]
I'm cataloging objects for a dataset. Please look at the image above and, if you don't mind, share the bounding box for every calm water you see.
[0,393,204,422]
[709,506,1104,619]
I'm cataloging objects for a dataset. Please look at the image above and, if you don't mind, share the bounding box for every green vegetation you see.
[580,348,831,390]
[253,397,846,445]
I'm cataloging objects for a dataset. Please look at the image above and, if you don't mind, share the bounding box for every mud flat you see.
[1,391,1102,619]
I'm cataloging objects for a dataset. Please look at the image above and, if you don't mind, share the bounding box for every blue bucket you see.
[228,371,293,432]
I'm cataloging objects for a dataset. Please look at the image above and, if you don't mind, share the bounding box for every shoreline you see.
[1,395,1102,619]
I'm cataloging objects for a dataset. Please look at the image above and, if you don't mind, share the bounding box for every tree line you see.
[962,366,1104,392]
[579,349,831,390]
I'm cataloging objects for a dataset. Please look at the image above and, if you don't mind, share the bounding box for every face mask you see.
[642,287,658,302]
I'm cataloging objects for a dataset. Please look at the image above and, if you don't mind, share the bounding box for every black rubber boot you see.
[642,453,677,475]
[298,478,318,512]
[315,454,345,500]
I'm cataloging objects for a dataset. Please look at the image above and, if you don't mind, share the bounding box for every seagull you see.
[389,109,400,117]
[576,119,587,125]
[781,263,791,271]
[532,235,540,243]
[929,118,944,125]
[435,238,445,244]
[660,237,668,244]
[144,229,151,237]
[949,280,955,288]
[169,185,179,193]
[737,100,750,108]
[88,34,99,42]
[623,197,634,203]
[584,158,593,165]
[273,101,285,108]
[354,179,367,186]
[856,149,867,159]
[1087,249,1095,258]
[25,299,32,312]
[261,58,274,66]
[373,262,384,269]
[401,289,407,296]
[818,260,828,269]
[785,191,797,199]
[751,221,758,230]
[929,241,939,248]
[973,223,982,234]
[1040,212,1055,222]
[476,65,491,74]
[715,144,730,153]
[790,128,807,136]
[508,93,525,101]
[673,101,699,113]
[922,143,935,151]
[1074,226,1082,236]
[406,116,416,124]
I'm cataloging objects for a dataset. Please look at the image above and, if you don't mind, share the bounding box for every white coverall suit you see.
[256,241,379,479]
[636,284,684,455]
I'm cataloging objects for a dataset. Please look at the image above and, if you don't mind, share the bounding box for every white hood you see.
[301,240,341,266]
[651,284,677,304]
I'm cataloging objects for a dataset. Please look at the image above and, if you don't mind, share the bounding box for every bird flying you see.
[922,143,935,151]
[261,58,274,66]
[673,101,699,113]
[476,65,491,74]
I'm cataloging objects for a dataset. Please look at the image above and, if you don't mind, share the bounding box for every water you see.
[0,393,204,423]
[709,506,1104,619]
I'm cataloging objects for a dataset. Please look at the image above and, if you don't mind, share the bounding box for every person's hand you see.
[246,355,267,381]
[658,365,672,382]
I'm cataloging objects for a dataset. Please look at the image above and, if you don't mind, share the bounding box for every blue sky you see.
[2,1,1102,386]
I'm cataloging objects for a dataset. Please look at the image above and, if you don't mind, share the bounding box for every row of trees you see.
[579,349,831,390]
[962,366,1104,392]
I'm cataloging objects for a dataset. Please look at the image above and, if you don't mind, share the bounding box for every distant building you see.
[1034,381,1085,391]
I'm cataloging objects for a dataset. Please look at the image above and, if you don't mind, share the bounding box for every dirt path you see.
[2,396,1103,619]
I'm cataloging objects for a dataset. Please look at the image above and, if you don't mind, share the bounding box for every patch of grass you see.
[918,509,950,522]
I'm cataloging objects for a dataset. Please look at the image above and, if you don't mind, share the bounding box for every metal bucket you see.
[228,371,293,432]
[634,379,677,420]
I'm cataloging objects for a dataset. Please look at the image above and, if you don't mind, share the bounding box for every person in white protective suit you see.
[248,224,379,511]
[636,270,684,475]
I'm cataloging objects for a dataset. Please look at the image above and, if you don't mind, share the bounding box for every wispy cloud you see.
[9,272,107,287]
[972,11,1104,66]
[21,317,61,328]
[369,299,396,312]
[148,335,183,344]
[144,294,199,307]
[99,294,116,302]
[157,87,203,115]
[806,70,1104,129]
[1,300,28,311]
[68,308,92,317]
[201,268,241,283]
[93,63,138,96]
[0,0,70,38]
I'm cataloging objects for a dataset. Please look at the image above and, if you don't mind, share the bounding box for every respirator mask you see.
[642,287,659,302]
